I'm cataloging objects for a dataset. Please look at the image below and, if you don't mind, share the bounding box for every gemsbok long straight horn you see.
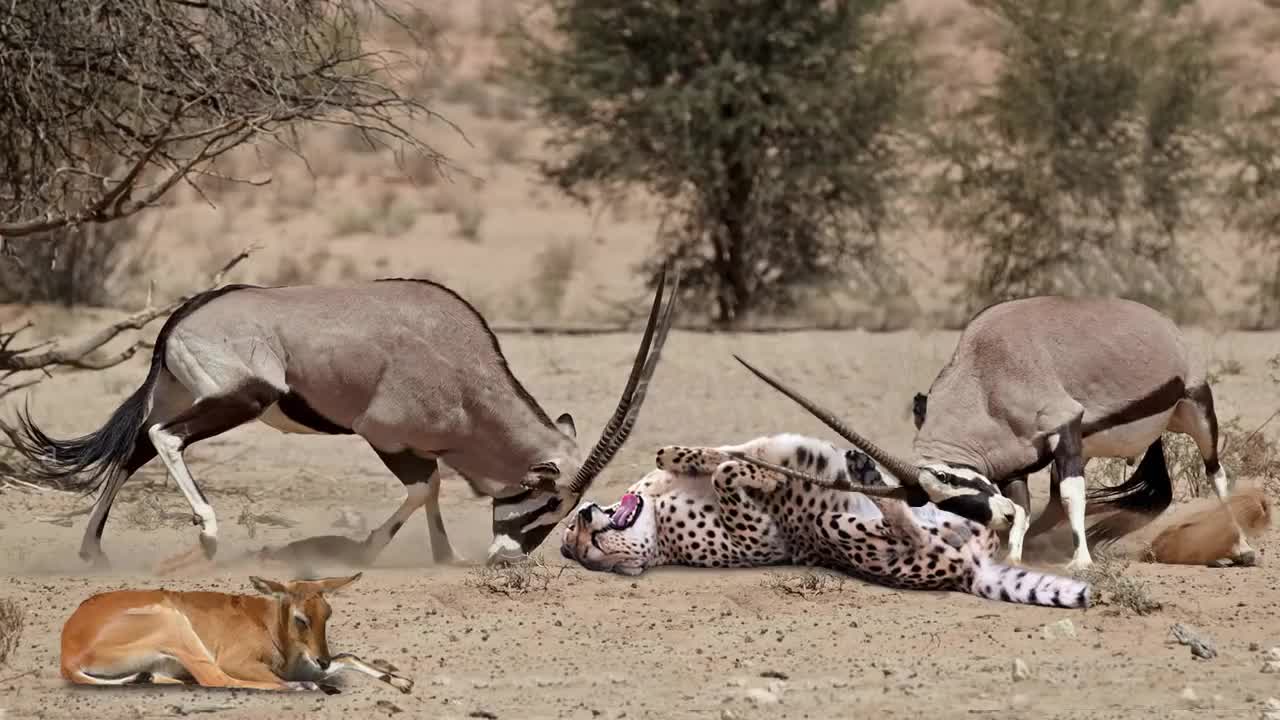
[731,355,1021,535]
[10,267,680,571]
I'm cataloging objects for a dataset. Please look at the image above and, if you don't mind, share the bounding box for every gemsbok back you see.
[732,295,1258,571]
[60,572,412,694]
[10,269,680,571]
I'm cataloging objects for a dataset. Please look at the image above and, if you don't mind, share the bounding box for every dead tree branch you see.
[0,247,254,400]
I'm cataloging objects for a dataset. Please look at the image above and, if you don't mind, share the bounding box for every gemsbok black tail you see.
[6,284,249,494]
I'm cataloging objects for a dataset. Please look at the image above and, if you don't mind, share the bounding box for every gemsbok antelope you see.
[11,269,680,570]
[733,296,1258,571]
[60,572,412,693]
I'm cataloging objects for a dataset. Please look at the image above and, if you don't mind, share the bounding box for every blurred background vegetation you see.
[2,0,1280,332]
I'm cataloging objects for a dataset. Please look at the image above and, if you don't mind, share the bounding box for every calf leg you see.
[369,449,455,565]
[1172,387,1257,566]
[325,653,414,693]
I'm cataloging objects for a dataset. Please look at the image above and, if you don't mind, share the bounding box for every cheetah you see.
[561,433,1091,608]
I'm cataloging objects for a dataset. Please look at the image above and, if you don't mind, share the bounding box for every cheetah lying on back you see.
[561,433,1091,609]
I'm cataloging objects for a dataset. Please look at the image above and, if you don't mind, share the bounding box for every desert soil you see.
[2,327,1279,720]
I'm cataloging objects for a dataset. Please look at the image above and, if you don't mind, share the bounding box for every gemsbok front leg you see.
[367,449,460,565]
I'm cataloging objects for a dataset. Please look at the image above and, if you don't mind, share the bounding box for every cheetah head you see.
[559,492,658,576]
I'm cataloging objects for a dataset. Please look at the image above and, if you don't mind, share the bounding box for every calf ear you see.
[249,576,289,597]
[556,413,577,439]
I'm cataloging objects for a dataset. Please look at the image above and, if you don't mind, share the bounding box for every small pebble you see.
[1012,658,1030,681]
[745,688,780,706]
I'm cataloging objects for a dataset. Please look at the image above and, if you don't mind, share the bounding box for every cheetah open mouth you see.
[609,493,643,530]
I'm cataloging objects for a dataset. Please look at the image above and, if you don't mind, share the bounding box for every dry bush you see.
[1072,552,1162,615]
[332,208,379,237]
[760,570,847,598]
[0,217,147,307]
[0,597,23,666]
[530,240,580,317]
[454,202,486,242]
[465,556,574,596]
[237,507,297,540]
[487,127,527,165]
[0,0,450,240]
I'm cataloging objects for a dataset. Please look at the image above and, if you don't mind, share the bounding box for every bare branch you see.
[0,247,254,396]
[0,1,454,239]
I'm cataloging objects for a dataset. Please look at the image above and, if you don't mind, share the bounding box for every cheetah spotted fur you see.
[561,433,1090,608]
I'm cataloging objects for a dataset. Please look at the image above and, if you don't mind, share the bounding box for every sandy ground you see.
[2,328,1280,720]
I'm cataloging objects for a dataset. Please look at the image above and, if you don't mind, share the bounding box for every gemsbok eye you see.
[294,614,309,629]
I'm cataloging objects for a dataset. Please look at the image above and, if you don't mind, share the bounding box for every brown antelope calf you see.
[59,573,412,694]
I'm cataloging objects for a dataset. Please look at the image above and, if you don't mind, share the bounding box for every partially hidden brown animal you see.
[60,573,411,694]
[1148,486,1272,565]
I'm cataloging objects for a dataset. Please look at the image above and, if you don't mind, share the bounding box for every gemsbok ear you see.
[556,412,577,439]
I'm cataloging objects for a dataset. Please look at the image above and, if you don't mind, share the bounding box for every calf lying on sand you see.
[60,573,412,694]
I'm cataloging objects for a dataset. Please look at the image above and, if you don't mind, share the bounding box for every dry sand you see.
[4,2,1280,717]
[2,327,1279,720]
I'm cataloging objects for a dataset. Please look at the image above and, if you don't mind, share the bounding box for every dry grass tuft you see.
[465,556,574,596]
[760,570,847,598]
[1072,552,1161,615]
[530,239,580,317]
[237,507,298,540]
[0,597,25,666]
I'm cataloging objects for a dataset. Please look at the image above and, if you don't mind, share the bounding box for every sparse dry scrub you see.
[0,0,451,240]
[237,507,297,540]
[0,597,23,666]
[454,202,487,242]
[760,570,847,598]
[929,0,1223,325]
[512,0,920,326]
[465,556,574,596]
[0,248,251,402]
[1072,552,1162,615]
[530,240,581,318]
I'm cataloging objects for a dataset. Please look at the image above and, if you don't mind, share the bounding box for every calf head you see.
[249,573,362,679]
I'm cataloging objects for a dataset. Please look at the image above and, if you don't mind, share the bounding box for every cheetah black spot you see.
[796,446,810,466]
[815,453,828,473]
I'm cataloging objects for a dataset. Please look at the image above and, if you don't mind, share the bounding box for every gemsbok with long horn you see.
[732,295,1257,571]
[10,269,680,570]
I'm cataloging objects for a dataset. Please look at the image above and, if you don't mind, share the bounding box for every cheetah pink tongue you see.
[610,493,641,530]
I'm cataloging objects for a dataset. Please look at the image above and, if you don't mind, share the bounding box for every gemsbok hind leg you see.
[1172,385,1258,566]
[149,379,282,573]
[78,372,192,567]
[367,449,459,565]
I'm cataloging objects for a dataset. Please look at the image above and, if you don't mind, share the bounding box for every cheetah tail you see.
[968,562,1091,609]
